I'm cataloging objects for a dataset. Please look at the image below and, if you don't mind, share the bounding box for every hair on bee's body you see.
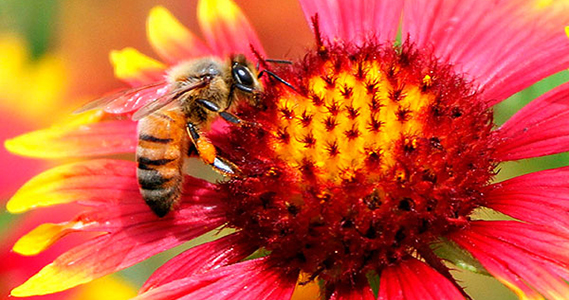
[167,58,230,124]
[136,109,188,216]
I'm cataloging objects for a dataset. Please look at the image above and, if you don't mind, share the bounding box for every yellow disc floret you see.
[270,53,435,183]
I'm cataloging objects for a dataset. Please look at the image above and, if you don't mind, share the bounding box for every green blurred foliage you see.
[494,70,569,182]
[0,0,59,59]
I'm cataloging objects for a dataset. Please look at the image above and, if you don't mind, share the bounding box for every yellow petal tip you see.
[4,136,21,155]
[109,47,165,83]
[3,110,105,159]
[13,222,77,256]
[6,162,88,213]
[147,6,192,53]
[198,0,241,24]
[10,263,81,297]
[6,194,27,214]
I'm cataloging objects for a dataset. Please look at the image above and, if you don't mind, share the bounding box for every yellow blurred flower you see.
[0,35,68,122]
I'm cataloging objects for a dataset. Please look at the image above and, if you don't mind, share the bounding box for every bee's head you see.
[231,54,263,106]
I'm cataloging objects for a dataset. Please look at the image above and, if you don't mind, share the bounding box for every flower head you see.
[215,38,497,289]
[7,0,569,299]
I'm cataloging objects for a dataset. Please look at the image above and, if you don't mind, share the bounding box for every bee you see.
[76,54,263,217]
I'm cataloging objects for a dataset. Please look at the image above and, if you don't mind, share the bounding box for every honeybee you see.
[77,54,263,217]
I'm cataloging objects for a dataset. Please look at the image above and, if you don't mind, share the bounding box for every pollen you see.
[269,49,437,183]
[218,41,497,284]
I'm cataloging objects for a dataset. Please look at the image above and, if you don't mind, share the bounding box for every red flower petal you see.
[134,258,298,300]
[450,221,569,300]
[197,0,266,59]
[147,6,211,64]
[299,0,403,45]
[11,172,226,297]
[12,213,225,297]
[7,159,138,214]
[402,0,569,104]
[141,232,258,293]
[378,258,465,300]
[486,166,569,231]
[5,112,137,159]
[495,82,569,161]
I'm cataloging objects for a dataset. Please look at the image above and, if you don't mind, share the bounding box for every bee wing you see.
[74,81,168,115]
[131,92,179,121]
[131,80,210,121]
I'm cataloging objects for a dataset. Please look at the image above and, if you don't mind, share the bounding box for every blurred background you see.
[0,1,568,299]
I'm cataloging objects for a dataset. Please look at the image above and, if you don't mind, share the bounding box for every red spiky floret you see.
[211,39,499,284]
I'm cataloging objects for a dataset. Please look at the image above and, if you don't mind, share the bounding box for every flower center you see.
[272,49,434,183]
[216,41,497,283]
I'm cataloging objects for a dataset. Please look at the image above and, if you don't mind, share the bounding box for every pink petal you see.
[402,0,569,105]
[7,159,140,214]
[329,281,375,300]
[299,0,403,45]
[378,258,465,300]
[494,82,569,161]
[486,166,569,232]
[16,213,225,296]
[69,177,226,232]
[5,113,137,159]
[134,258,298,300]
[13,172,227,296]
[9,158,224,253]
[450,221,569,299]
[55,120,137,156]
[141,232,258,293]
[197,0,266,59]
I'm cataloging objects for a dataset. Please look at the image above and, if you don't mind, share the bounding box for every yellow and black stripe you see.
[136,109,188,217]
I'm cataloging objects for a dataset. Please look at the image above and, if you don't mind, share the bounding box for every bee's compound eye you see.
[233,65,255,87]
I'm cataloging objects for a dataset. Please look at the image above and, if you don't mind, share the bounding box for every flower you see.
[0,35,136,300]
[7,0,569,299]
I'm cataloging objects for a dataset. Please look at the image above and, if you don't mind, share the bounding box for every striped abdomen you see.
[136,109,188,217]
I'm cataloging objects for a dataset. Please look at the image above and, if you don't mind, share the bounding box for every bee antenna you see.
[264,59,293,65]
[258,69,297,92]
[250,44,296,92]
[250,45,269,70]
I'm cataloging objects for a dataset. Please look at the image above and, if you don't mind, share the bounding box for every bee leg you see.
[220,111,259,128]
[185,122,241,176]
[212,156,241,176]
[187,143,197,156]
[196,98,252,127]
